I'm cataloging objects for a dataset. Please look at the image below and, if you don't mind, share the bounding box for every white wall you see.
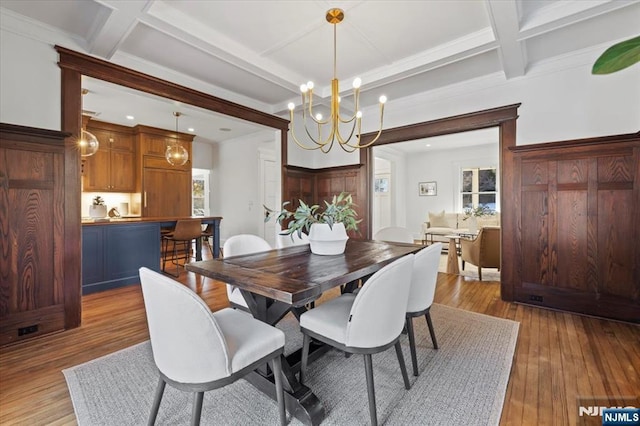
[0,29,62,130]
[211,131,280,243]
[399,142,499,239]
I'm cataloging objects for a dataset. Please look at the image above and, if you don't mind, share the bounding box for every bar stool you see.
[201,223,215,257]
[162,219,202,277]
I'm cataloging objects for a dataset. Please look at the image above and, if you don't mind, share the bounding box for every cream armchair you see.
[460,226,501,281]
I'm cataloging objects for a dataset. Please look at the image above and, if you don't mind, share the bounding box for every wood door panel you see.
[598,155,634,182]
[556,191,588,290]
[110,150,135,191]
[521,190,549,286]
[598,189,635,298]
[142,136,169,157]
[10,189,56,310]
[1,124,70,345]
[143,168,191,217]
[82,149,110,191]
[108,131,134,151]
[557,159,588,184]
[521,161,548,185]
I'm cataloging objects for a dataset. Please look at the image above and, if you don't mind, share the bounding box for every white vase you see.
[89,204,107,218]
[308,223,349,255]
[467,216,478,233]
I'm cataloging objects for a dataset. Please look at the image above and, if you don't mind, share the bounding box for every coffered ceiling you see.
[1,0,638,143]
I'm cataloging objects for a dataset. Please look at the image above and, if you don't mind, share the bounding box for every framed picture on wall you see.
[419,181,437,196]
[375,177,389,193]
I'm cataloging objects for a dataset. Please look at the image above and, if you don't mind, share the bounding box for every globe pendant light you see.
[165,112,189,166]
[79,129,99,157]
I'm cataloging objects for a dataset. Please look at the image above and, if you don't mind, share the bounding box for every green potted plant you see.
[89,195,107,219]
[267,192,360,255]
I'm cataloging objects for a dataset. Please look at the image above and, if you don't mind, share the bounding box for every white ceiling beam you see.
[519,0,637,40]
[485,0,526,79]
[88,0,152,59]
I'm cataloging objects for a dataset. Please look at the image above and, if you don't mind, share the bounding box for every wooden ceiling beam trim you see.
[55,46,289,131]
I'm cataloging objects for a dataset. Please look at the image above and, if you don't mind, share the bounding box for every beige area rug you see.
[438,253,501,281]
[63,304,518,426]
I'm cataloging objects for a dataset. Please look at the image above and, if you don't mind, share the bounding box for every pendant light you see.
[165,112,189,166]
[79,129,99,157]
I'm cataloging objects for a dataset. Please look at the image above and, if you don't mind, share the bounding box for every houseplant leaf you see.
[592,36,640,74]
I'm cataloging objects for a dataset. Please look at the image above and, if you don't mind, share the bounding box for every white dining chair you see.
[406,242,442,376]
[275,231,310,249]
[223,234,272,310]
[138,267,287,426]
[298,254,415,426]
[373,226,415,244]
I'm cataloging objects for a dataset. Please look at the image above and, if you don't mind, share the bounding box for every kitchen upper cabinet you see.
[136,125,193,171]
[83,121,136,192]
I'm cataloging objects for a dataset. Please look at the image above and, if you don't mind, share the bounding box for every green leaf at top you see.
[592,36,640,75]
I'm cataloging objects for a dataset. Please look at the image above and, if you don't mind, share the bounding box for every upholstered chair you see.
[373,226,415,244]
[223,234,272,309]
[406,242,442,376]
[162,219,202,277]
[275,232,310,249]
[298,254,415,426]
[460,226,501,281]
[138,267,287,426]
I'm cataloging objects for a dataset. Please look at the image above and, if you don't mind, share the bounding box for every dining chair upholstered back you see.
[223,234,272,257]
[299,254,415,426]
[275,232,310,249]
[223,235,272,309]
[139,267,287,426]
[405,242,443,376]
[407,242,442,313]
[373,226,415,244]
[140,267,231,383]
[346,254,415,348]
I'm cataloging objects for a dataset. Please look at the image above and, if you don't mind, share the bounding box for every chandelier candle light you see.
[287,8,387,153]
[165,112,189,166]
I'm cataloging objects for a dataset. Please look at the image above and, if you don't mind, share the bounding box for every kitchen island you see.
[82,216,221,294]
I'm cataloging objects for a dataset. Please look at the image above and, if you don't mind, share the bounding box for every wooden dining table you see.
[185,238,422,426]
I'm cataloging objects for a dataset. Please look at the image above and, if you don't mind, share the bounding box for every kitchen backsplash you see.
[81,192,142,217]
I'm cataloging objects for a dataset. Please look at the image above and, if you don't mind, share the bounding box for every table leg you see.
[446,238,460,274]
[239,291,327,425]
[195,237,203,261]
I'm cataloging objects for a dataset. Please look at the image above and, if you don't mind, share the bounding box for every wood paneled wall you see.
[0,123,80,345]
[282,164,368,238]
[510,132,640,322]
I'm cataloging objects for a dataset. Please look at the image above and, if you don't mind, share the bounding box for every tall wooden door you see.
[0,124,70,345]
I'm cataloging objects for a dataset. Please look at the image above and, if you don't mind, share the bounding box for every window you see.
[192,169,210,216]
[461,167,497,211]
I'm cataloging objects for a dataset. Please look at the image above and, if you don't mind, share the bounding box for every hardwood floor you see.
[1,263,638,425]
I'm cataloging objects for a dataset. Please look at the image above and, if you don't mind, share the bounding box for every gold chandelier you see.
[165,112,189,166]
[287,8,386,153]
